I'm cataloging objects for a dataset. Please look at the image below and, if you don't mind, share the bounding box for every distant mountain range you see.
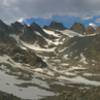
[18,15,100,28]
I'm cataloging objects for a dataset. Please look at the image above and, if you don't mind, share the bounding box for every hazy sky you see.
[0,0,100,23]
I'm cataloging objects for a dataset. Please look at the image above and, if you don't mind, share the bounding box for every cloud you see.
[89,23,97,28]
[0,0,100,23]
[95,18,100,23]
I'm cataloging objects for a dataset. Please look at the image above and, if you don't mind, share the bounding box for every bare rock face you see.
[0,20,10,32]
[10,47,47,68]
[86,26,95,34]
[0,19,100,100]
[20,24,48,47]
[0,20,47,68]
[71,23,85,34]
[0,91,23,100]
[44,21,66,30]
[0,20,12,41]
[11,21,24,34]
[96,26,100,34]
[0,36,47,68]
[59,33,100,62]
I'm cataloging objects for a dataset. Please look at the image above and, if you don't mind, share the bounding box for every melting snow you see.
[43,29,60,37]
[80,53,88,64]
[35,31,43,37]
[83,73,100,77]
[0,70,55,100]
[21,41,56,52]
[60,30,83,37]
[9,34,27,50]
[58,75,100,86]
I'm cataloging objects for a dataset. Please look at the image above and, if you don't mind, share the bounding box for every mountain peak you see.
[50,21,66,30]
[86,26,95,34]
[71,22,85,34]
[0,19,9,29]
[44,21,66,30]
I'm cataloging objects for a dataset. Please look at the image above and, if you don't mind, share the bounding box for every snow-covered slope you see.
[60,29,84,37]
[0,20,100,100]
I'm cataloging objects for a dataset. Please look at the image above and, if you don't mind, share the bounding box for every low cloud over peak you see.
[0,0,100,23]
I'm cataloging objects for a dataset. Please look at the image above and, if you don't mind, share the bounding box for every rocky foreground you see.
[0,91,23,100]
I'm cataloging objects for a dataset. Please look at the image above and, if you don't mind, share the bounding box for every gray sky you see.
[0,0,100,23]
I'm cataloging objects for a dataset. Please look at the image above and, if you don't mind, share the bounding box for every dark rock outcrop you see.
[20,25,48,47]
[0,91,23,100]
[86,26,95,34]
[60,33,100,61]
[11,21,24,34]
[0,20,10,32]
[0,39,47,68]
[71,23,85,34]
[96,26,100,34]
[0,20,47,68]
[0,20,11,41]
[44,21,66,30]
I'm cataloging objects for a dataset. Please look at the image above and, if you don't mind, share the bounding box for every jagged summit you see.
[71,22,85,34]
[44,21,66,30]
[30,22,46,33]
[0,20,9,29]
[49,21,66,30]
[86,26,95,34]
[0,20,11,34]
[11,21,24,34]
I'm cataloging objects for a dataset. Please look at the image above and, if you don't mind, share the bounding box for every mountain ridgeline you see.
[0,19,100,99]
[0,20,100,65]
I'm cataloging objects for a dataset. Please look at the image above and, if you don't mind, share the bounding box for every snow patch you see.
[58,75,100,86]
[61,30,83,37]
[43,29,60,37]
[21,41,56,52]
[80,53,88,64]
[9,34,27,50]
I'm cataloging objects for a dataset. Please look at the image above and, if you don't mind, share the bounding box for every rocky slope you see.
[0,20,100,99]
